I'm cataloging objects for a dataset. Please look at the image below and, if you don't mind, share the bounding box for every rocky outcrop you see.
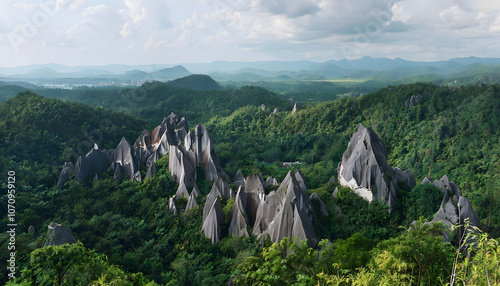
[209,177,234,200]
[58,113,224,192]
[110,137,140,181]
[263,176,279,189]
[146,163,156,179]
[424,176,480,244]
[185,125,224,181]
[202,195,224,244]
[57,162,74,189]
[234,171,246,187]
[337,124,415,211]
[229,187,249,237]
[185,189,198,212]
[244,174,266,225]
[176,183,190,198]
[74,144,111,182]
[252,171,318,247]
[168,196,177,214]
[310,192,328,217]
[43,222,77,248]
[404,93,423,107]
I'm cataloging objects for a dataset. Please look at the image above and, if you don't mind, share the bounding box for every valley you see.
[0,61,499,285]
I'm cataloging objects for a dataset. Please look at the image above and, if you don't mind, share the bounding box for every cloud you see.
[253,0,321,18]
[0,0,499,66]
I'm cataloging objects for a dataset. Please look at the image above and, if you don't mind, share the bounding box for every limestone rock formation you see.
[424,175,480,243]
[332,187,339,198]
[202,195,224,244]
[58,113,224,192]
[146,163,156,179]
[404,93,423,107]
[191,185,202,197]
[74,144,111,182]
[176,183,190,198]
[244,174,266,225]
[57,162,74,189]
[263,176,279,189]
[337,124,415,211]
[253,171,318,247]
[168,196,177,214]
[133,130,152,165]
[110,137,140,180]
[209,177,234,200]
[458,196,481,248]
[234,171,246,187]
[185,189,198,212]
[229,187,249,237]
[132,171,142,182]
[168,145,197,188]
[310,192,328,216]
[43,222,77,248]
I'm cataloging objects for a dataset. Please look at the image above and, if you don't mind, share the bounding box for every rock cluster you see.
[404,94,423,107]
[200,170,321,246]
[424,175,481,244]
[337,124,415,211]
[57,113,224,191]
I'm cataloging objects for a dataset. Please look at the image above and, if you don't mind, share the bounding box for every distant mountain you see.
[1,57,500,85]
[166,74,220,90]
[149,65,191,80]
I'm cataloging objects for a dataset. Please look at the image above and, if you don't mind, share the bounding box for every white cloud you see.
[0,0,499,66]
[491,14,500,33]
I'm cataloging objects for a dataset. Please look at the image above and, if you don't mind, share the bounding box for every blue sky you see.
[0,0,499,67]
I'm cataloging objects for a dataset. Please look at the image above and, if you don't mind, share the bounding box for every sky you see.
[0,0,499,67]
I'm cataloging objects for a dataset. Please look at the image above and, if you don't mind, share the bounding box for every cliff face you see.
[337,124,415,211]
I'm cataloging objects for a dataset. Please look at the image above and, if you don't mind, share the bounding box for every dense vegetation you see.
[208,83,500,236]
[0,79,292,125]
[1,81,500,285]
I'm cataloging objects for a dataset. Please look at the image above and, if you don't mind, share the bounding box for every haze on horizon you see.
[0,0,499,68]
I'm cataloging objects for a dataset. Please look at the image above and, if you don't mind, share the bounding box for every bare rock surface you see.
[337,124,415,211]
[74,144,111,182]
[229,187,249,237]
[57,162,74,189]
[43,222,77,248]
[253,171,318,247]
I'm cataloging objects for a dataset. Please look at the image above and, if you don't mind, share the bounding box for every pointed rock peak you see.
[191,184,202,197]
[185,190,198,212]
[245,173,265,193]
[168,196,177,214]
[337,123,414,211]
[421,176,432,184]
[292,206,318,248]
[202,198,224,244]
[234,170,246,186]
[294,170,308,192]
[229,187,249,237]
[176,182,190,198]
[310,192,328,217]
[332,187,339,198]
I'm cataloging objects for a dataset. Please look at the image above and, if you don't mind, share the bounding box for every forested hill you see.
[0,91,150,190]
[0,83,499,285]
[208,82,500,236]
[19,81,292,125]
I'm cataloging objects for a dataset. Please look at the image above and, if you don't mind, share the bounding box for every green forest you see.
[1,79,500,285]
